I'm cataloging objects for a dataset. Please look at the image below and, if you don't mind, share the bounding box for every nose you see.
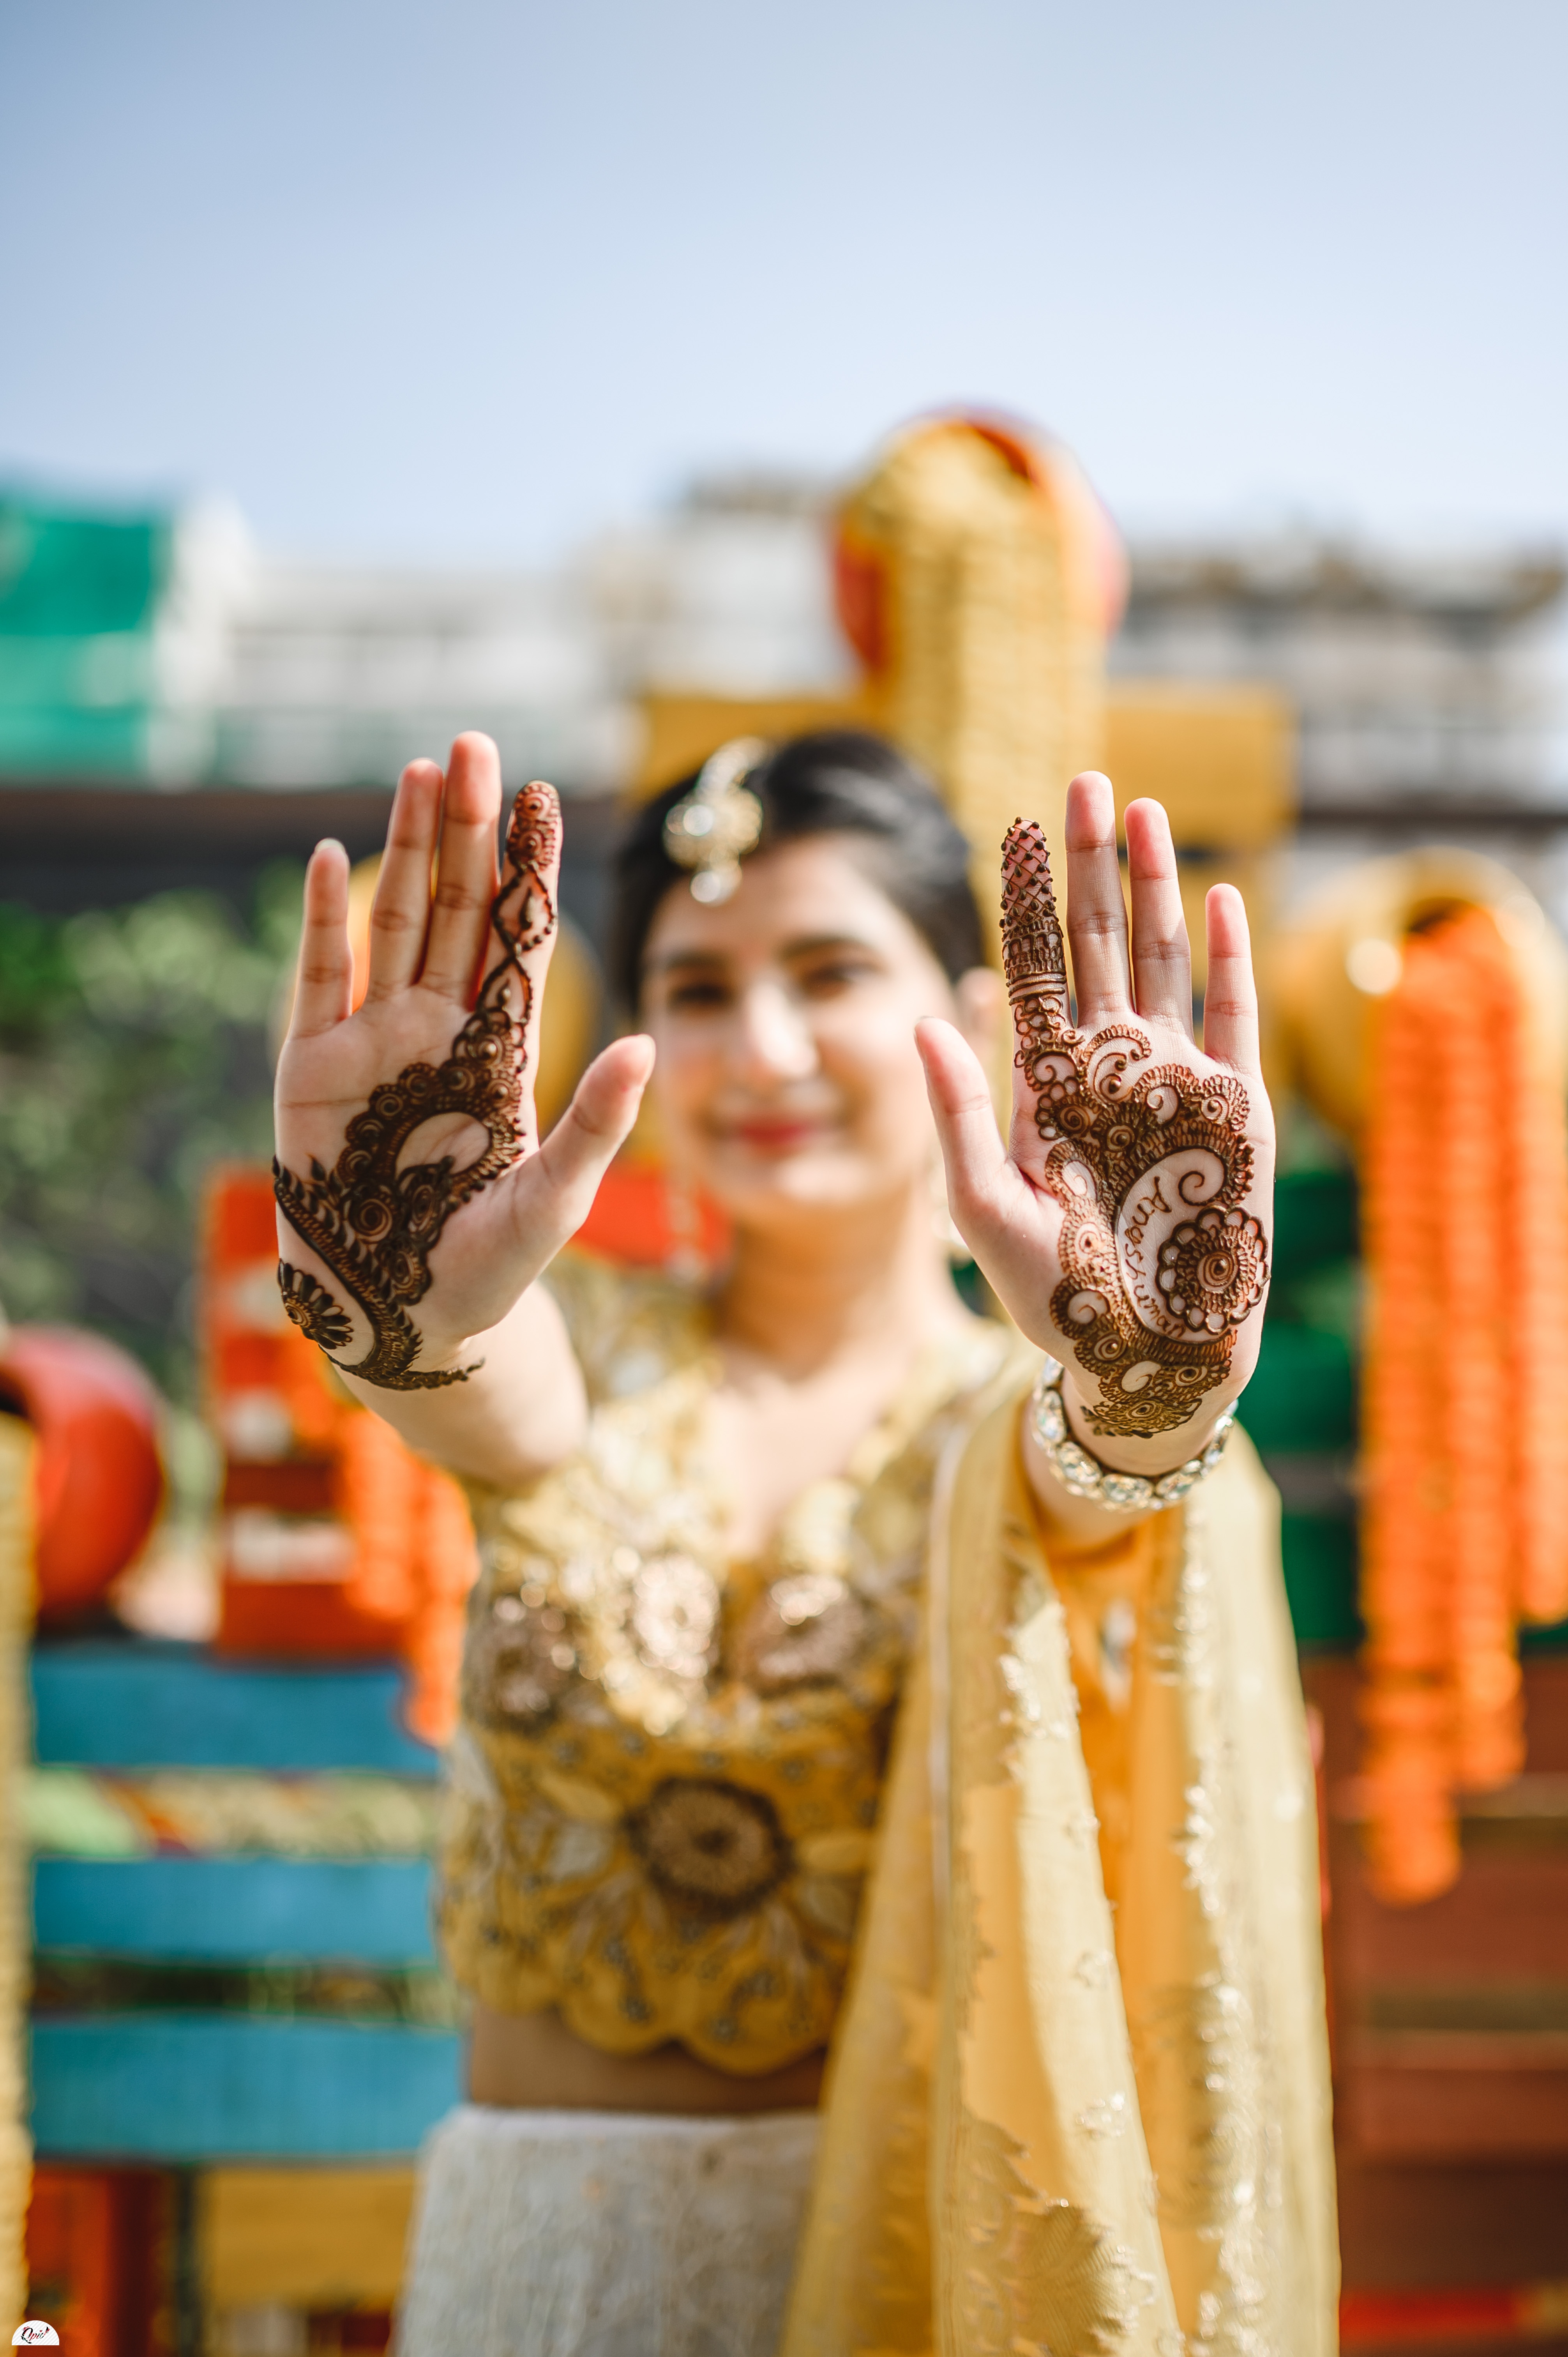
[733,978,818,1085]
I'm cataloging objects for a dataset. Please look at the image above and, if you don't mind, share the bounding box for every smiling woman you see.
[620,737,994,1250]
[270,729,1333,2357]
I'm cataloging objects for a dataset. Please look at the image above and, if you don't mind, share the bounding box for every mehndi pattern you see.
[274,781,559,1389]
[1001,818,1268,1437]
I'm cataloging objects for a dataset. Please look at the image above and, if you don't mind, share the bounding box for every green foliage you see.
[0,870,302,1401]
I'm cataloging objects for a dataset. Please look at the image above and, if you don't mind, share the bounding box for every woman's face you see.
[639,835,997,1228]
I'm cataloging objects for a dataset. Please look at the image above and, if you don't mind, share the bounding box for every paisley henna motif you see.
[1001,818,1268,1437]
[274,781,560,1389]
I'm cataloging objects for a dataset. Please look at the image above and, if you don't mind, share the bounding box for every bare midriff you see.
[467,2000,826,2115]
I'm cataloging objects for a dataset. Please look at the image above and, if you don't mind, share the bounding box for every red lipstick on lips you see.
[727,1115,826,1153]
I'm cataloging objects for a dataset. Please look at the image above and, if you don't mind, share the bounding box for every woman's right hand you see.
[274,733,653,1382]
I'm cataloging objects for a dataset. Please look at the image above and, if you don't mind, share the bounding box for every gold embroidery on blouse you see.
[438,1250,1017,2073]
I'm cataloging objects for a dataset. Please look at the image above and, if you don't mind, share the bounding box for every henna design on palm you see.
[273,781,560,1389]
[1001,819,1268,1437]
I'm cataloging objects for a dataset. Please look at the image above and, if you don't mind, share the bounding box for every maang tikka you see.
[663,738,768,904]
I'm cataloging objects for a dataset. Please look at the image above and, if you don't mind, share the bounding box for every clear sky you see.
[2,0,1565,562]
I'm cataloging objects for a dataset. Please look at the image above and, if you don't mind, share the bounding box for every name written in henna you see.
[1000,818,1268,1437]
[272,781,560,1390]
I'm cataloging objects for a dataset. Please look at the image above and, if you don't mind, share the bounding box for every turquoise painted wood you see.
[0,496,170,777]
[31,1642,438,1775]
[33,1857,436,1964]
[31,2013,461,2159]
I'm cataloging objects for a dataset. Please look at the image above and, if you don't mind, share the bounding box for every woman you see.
[274,728,1334,2356]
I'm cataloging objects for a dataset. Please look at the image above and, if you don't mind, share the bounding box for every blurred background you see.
[2,0,1568,2349]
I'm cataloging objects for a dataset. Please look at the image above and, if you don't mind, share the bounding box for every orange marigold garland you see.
[1361,906,1568,1903]
[1499,927,1568,1625]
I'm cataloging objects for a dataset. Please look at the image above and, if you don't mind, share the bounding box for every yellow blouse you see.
[437,1250,1027,2073]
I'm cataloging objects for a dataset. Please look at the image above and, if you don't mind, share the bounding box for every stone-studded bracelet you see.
[1027,1357,1236,1513]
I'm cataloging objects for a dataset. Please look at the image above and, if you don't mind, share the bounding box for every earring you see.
[664,1164,710,1286]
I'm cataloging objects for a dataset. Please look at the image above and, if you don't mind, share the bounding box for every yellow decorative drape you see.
[783,1381,1337,2357]
[836,419,1115,963]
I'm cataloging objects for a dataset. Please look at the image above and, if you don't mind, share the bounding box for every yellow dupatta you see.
[782,1376,1338,2357]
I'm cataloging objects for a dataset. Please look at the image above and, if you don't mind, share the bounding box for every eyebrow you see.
[645,931,885,978]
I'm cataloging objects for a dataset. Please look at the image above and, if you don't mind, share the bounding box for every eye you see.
[662,976,732,1012]
[797,956,880,998]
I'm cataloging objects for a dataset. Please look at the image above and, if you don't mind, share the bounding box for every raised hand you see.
[274,735,652,1391]
[918,772,1274,1467]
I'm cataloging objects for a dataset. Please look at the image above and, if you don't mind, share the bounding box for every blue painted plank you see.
[33,1857,436,1964]
[32,2013,461,2160]
[31,1643,438,1775]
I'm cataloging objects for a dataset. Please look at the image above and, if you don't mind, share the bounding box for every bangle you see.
[1027,1357,1235,1513]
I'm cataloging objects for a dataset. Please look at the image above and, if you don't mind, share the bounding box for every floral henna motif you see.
[273,781,560,1388]
[277,1268,354,1355]
[1001,818,1268,1437]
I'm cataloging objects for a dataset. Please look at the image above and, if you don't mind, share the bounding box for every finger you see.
[916,1018,1014,1237]
[530,1035,655,1232]
[364,761,442,1000]
[1124,798,1194,1036]
[489,778,566,1145]
[289,840,353,1039]
[1063,772,1132,1026]
[420,733,505,1001]
[1202,883,1261,1071]
[918,1019,1060,1309]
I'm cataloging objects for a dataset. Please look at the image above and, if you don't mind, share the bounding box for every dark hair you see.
[608,728,985,1009]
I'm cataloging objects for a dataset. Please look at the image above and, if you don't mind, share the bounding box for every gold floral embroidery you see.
[628,1777,791,1915]
[1130,1977,1264,2239]
[732,1574,871,1691]
[462,1586,577,1729]
[628,1553,720,1682]
[954,2114,1141,2355]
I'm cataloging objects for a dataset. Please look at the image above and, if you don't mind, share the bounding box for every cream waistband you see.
[432,2101,820,2146]
[400,2101,819,2356]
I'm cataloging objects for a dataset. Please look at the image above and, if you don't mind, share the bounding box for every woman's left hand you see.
[917,770,1275,1478]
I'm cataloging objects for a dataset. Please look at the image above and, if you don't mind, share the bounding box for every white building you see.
[6,470,1566,924]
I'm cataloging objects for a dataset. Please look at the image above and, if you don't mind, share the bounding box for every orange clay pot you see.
[0,1325,164,1621]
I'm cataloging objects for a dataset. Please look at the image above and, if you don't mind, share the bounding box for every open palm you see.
[274,734,650,1383]
[919,773,1274,1455]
